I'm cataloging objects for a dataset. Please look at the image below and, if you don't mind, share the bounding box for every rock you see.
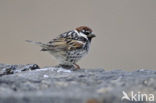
[0,64,40,76]
[0,64,156,103]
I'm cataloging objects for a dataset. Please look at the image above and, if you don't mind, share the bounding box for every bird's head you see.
[76,26,96,41]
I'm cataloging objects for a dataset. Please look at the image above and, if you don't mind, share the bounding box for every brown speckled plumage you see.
[26,26,95,69]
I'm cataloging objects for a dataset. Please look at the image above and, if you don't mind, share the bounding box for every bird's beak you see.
[88,33,96,38]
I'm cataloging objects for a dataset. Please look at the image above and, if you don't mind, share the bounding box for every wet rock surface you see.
[0,63,156,103]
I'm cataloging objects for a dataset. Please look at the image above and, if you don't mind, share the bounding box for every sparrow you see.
[26,26,96,69]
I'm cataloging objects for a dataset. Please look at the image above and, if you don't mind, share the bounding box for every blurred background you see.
[0,0,156,71]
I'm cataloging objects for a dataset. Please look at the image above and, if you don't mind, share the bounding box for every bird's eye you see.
[85,32,89,35]
[81,30,90,35]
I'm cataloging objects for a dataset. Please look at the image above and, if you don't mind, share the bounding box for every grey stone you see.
[0,64,40,76]
[0,64,156,103]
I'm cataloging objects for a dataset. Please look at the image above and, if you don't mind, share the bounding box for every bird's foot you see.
[73,63,80,69]
[57,64,74,69]
[56,64,80,70]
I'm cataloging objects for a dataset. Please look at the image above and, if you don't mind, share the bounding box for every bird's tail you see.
[25,40,47,48]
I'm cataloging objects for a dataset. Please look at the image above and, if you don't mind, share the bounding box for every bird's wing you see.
[41,31,85,51]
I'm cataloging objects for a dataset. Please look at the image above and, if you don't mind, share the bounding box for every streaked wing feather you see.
[67,40,84,50]
[43,31,85,51]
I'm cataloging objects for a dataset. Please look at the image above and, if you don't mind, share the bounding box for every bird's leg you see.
[74,63,80,69]
[57,64,73,69]
[57,64,80,70]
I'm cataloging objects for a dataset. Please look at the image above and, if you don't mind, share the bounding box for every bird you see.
[26,26,96,69]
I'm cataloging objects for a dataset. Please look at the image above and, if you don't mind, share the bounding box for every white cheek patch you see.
[74,30,88,40]
[79,32,88,39]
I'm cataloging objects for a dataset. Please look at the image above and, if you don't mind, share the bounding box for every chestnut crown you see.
[76,26,95,38]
